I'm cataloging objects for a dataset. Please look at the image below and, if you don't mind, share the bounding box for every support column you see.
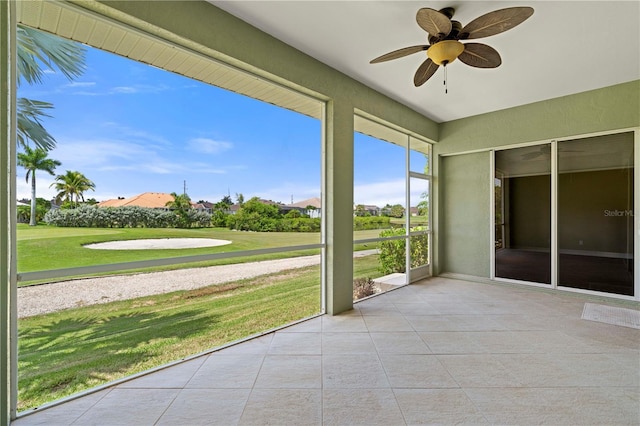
[1,1,17,424]
[324,99,354,315]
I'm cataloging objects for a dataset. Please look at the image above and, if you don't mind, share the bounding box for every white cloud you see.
[52,139,151,169]
[64,81,96,88]
[71,91,100,96]
[100,122,171,147]
[354,178,428,207]
[354,179,405,207]
[16,174,57,201]
[111,86,138,94]
[43,135,236,192]
[109,84,169,95]
[187,138,233,154]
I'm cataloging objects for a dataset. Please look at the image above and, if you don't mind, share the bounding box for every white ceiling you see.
[211,1,640,123]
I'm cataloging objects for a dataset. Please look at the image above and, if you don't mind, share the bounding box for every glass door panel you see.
[558,132,634,295]
[495,145,552,284]
[409,177,429,267]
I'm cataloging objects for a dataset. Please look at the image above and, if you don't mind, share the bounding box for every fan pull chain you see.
[444,65,448,94]
[443,65,448,94]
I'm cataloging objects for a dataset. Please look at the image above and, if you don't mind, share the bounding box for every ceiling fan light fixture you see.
[427,40,464,66]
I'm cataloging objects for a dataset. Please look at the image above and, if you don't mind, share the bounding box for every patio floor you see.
[12,277,640,425]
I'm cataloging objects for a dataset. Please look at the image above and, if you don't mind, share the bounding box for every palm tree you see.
[17,146,61,225]
[51,170,95,207]
[166,193,193,228]
[17,24,86,150]
[166,192,192,211]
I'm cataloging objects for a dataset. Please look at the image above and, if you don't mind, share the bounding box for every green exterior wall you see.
[433,81,640,278]
[437,81,640,154]
[1,1,10,422]
[437,152,491,277]
[1,1,16,424]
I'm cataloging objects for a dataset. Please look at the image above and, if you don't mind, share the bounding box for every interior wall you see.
[438,152,490,277]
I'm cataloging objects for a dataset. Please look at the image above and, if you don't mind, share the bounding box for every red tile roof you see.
[97,192,175,209]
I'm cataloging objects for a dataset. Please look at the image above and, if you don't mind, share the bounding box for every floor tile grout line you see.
[69,387,113,426]
[152,388,182,426]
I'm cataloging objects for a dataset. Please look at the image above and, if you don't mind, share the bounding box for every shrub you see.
[353,216,391,231]
[17,198,51,224]
[284,209,302,218]
[353,277,378,300]
[44,205,211,228]
[377,227,429,274]
[211,210,229,227]
[226,198,320,232]
[17,205,30,223]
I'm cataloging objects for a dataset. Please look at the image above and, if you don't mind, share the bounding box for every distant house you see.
[287,197,322,218]
[193,201,213,213]
[363,204,381,216]
[355,204,381,216]
[97,192,177,209]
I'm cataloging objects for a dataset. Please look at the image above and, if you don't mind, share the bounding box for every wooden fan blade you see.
[458,43,502,68]
[416,8,452,39]
[414,58,439,87]
[370,45,429,64]
[459,7,534,40]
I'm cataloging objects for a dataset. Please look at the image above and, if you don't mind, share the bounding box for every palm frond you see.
[17,98,56,150]
[17,25,86,86]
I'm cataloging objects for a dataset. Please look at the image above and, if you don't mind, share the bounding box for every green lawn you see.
[18,254,380,412]
[17,225,321,274]
[17,225,388,284]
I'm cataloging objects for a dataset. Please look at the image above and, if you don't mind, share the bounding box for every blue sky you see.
[17,38,426,207]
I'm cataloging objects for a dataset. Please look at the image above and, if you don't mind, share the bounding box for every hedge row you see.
[42,204,396,234]
[354,216,391,230]
[227,214,321,232]
[43,205,212,228]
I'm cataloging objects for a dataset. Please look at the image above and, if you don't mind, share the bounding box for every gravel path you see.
[18,250,377,318]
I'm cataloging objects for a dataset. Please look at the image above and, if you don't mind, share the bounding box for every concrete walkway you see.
[18,250,378,318]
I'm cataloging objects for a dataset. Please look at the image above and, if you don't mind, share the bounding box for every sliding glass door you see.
[494,145,551,284]
[558,132,634,295]
[494,131,635,297]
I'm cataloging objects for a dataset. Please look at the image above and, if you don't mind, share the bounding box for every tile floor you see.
[12,277,640,425]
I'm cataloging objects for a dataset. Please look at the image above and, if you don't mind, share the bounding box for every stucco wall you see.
[437,81,640,154]
[438,151,491,277]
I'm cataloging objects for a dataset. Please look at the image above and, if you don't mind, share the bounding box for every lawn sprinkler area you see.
[84,238,232,250]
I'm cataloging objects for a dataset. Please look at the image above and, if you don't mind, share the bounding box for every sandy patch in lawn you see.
[84,238,231,250]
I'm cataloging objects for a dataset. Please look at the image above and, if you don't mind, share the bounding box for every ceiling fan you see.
[370,6,534,88]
